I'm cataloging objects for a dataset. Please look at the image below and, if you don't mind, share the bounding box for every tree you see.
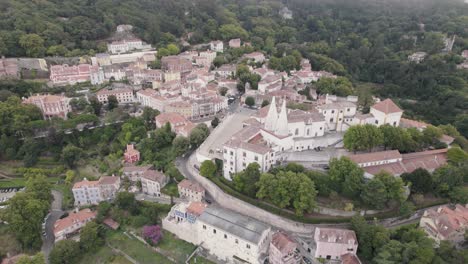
[65,170,76,185]
[166,44,179,55]
[61,145,83,168]
[88,96,102,115]
[19,34,45,57]
[17,253,46,264]
[200,160,217,178]
[96,201,112,222]
[25,174,53,205]
[328,157,364,199]
[316,77,353,97]
[211,117,219,128]
[233,163,261,197]
[261,99,270,107]
[4,192,49,249]
[401,168,433,194]
[141,107,160,128]
[115,192,137,212]
[245,96,255,107]
[361,177,388,209]
[344,124,383,152]
[422,32,445,54]
[219,87,228,96]
[142,225,163,245]
[107,95,118,110]
[49,240,81,264]
[79,221,103,252]
[172,136,189,156]
[256,170,317,216]
[189,124,210,148]
[447,147,468,165]
[449,186,468,204]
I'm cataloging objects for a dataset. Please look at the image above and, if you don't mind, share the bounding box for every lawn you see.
[161,182,179,197]
[0,177,60,188]
[107,232,172,264]
[157,230,197,263]
[189,256,216,264]
[78,244,132,264]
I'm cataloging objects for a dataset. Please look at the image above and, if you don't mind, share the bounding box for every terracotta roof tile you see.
[372,99,402,114]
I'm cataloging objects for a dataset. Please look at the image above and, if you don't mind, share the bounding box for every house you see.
[269,232,300,264]
[165,101,193,119]
[419,204,468,246]
[124,144,140,164]
[258,75,283,94]
[155,112,196,136]
[22,94,72,120]
[107,38,151,54]
[213,64,236,78]
[164,204,271,264]
[0,58,19,79]
[229,38,241,48]
[400,118,428,131]
[49,64,98,85]
[317,101,357,132]
[103,218,120,230]
[178,179,205,202]
[122,165,152,182]
[369,99,403,127]
[313,228,358,261]
[96,87,134,104]
[408,52,427,63]
[244,52,266,63]
[348,149,448,177]
[72,176,120,206]
[53,209,97,242]
[161,56,192,74]
[461,50,468,59]
[141,170,168,197]
[210,40,224,53]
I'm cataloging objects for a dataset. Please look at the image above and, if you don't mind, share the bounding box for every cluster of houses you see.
[163,183,360,264]
[221,92,454,179]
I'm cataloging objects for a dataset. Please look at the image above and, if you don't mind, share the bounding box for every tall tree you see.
[328,157,364,199]
[49,240,81,264]
[200,160,217,178]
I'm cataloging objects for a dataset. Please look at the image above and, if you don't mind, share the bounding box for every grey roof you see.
[198,206,270,244]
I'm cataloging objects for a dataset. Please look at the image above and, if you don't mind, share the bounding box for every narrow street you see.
[41,190,64,262]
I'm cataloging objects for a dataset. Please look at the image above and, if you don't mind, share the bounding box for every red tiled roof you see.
[372,99,402,114]
[98,176,120,185]
[187,202,208,216]
[178,179,205,193]
[422,204,468,239]
[142,170,166,184]
[400,118,428,129]
[341,253,361,264]
[103,218,120,230]
[271,232,297,255]
[315,228,357,245]
[348,150,402,164]
[54,209,96,234]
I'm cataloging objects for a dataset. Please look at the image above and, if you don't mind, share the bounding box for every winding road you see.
[41,190,64,262]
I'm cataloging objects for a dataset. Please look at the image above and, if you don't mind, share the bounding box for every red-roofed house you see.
[340,253,362,264]
[370,99,403,127]
[348,149,448,177]
[23,94,72,120]
[178,179,205,202]
[124,144,140,164]
[53,209,97,242]
[313,228,358,260]
[50,64,98,85]
[269,232,300,264]
[155,112,195,136]
[420,204,468,246]
[96,87,134,104]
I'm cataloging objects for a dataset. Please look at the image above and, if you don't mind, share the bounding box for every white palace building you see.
[222,96,403,179]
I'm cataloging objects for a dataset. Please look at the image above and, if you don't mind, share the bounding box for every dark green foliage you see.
[49,240,81,264]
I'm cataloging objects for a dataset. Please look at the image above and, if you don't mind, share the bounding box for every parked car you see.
[302,256,312,264]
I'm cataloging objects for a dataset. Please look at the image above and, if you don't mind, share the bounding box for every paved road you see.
[135,193,184,204]
[41,190,64,262]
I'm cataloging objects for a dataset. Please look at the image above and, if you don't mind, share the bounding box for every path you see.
[41,190,64,263]
[106,242,138,264]
[135,193,184,204]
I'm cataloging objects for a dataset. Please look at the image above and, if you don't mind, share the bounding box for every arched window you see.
[295,128,299,135]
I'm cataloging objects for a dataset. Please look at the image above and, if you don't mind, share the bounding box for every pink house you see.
[23,94,71,120]
[269,232,300,264]
[313,228,358,261]
[124,144,140,164]
[50,64,97,85]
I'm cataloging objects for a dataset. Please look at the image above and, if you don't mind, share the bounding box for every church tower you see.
[275,99,289,136]
[265,96,278,131]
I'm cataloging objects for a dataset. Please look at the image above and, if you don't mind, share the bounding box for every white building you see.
[317,101,357,132]
[369,98,403,127]
[141,170,168,197]
[408,52,427,63]
[163,204,271,264]
[107,38,151,54]
[210,40,224,53]
[122,165,152,182]
[72,176,120,206]
[313,228,358,261]
[223,97,327,179]
[96,87,134,104]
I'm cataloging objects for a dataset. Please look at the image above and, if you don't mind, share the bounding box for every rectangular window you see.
[224,234,227,239]
[254,156,258,161]
[203,225,206,229]
[235,239,238,244]
[213,229,216,234]
[246,244,250,249]
[243,152,246,157]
